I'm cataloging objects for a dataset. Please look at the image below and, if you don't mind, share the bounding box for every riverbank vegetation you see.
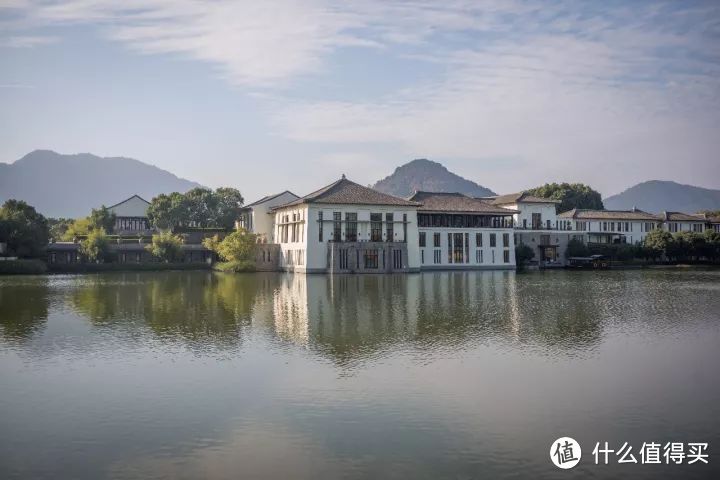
[203,229,257,272]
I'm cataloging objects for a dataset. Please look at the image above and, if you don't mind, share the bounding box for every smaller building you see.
[558,208,661,245]
[409,191,517,270]
[237,190,299,243]
[108,195,153,234]
[658,211,706,233]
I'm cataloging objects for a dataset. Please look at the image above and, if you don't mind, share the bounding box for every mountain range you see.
[372,158,496,198]
[2,150,718,218]
[603,180,720,213]
[0,150,202,218]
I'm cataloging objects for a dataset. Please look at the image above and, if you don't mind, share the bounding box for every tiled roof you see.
[558,208,660,221]
[107,194,151,209]
[244,190,299,208]
[274,176,421,209]
[659,211,706,222]
[409,191,517,214]
[487,192,561,205]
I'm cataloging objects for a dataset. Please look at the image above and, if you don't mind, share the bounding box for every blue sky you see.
[1,0,719,201]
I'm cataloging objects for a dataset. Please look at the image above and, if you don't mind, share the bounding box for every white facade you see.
[505,202,560,230]
[238,191,299,243]
[274,203,420,273]
[417,227,515,269]
[108,195,151,232]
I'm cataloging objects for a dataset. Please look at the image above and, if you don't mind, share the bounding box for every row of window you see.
[667,222,704,233]
[419,231,509,248]
[283,249,305,266]
[320,211,407,242]
[278,212,304,243]
[336,248,403,270]
[420,248,510,264]
[418,213,513,228]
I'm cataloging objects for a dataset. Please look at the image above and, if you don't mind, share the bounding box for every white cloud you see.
[0,35,58,48]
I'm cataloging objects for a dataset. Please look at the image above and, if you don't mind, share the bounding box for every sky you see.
[1,0,719,201]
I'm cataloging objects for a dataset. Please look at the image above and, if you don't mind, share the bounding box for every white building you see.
[237,190,299,243]
[485,192,569,266]
[408,191,517,270]
[558,208,662,244]
[658,211,706,234]
[108,195,152,234]
[271,175,422,273]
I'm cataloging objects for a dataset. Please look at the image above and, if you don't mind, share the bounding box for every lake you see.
[1,270,719,479]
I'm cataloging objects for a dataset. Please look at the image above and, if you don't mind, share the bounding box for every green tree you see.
[565,238,589,258]
[215,229,257,262]
[702,229,720,262]
[147,188,244,230]
[0,199,49,258]
[62,217,92,241]
[644,229,673,260]
[146,231,183,262]
[80,228,110,263]
[525,183,604,213]
[89,205,116,233]
[47,217,73,241]
[514,243,535,269]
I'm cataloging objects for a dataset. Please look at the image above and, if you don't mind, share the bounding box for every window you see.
[502,233,509,247]
[489,233,496,247]
[453,233,464,263]
[318,211,323,242]
[433,232,441,247]
[476,232,483,247]
[345,212,357,241]
[333,212,341,241]
[403,214,407,242]
[421,249,425,263]
[492,250,496,263]
[419,232,426,247]
[464,233,469,263]
[532,213,541,229]
[603,221,607,231]
[392,249,402,269]
[546,219,551,229]
[504,250,510,263]
[386,213,394,241]
[434,249,441,264]
[523,219,527,229]
[364,249,379,268]
[475,249,483,263]
[370,213,382,241]
[625,222,630,232]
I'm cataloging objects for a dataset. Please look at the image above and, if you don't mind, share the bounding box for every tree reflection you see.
[0,279,50,341]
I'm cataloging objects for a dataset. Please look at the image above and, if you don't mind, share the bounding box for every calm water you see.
[1,270,719,479]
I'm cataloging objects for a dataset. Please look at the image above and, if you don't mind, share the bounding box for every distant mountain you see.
[373,159,495,198]
[604,180,720,213]
[0,150,203,218]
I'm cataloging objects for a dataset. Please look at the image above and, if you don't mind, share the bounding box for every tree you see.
[525,183,604,213]
[515,243,535,269]
[0,199,49,258]
[146,231,183,262]
[62,217,92,241]
[89,205,116,233]
[702,230,720,262]
[565,238,589,258]
[214,229,257,262]
[80,228,110,263]
[644,229,673,260]
[147,187,244,230]
[47,218,73,241]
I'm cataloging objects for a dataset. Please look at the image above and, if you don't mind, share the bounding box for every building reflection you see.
[268,271,604,365]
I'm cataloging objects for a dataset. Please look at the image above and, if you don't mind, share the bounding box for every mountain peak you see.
[1,150,204,217]
[604,180,720,213]
[372,159,495,198]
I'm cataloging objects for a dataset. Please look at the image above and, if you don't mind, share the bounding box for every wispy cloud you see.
[0,35,58,48]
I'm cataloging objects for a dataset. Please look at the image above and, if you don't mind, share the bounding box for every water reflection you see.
[0,277,49,341]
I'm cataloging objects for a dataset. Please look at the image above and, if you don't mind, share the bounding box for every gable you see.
[109,195,150,218]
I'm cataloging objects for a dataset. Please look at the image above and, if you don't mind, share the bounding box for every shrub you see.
[146,231,184,262]
[565,238,589,258]
[80,228,110,263]
[205,229,257,263]
[213,260,257,273]
[515,244,535,268]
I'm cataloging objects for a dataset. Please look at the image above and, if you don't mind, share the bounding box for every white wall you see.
[509,202,558,229]
[248,191,299,242]
[109,196,150,218]
[418,227,515,269]
[275,203,420,272]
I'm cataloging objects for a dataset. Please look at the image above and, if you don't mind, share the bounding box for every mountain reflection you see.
[1,271,604,357]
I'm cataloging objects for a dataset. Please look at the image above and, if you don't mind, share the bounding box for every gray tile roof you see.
[558,208,660,221]
[486,192,561,205]
[659,211,706,222]
[274,176,421,209]
[409,191,517,214]
[244,190,299,208]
